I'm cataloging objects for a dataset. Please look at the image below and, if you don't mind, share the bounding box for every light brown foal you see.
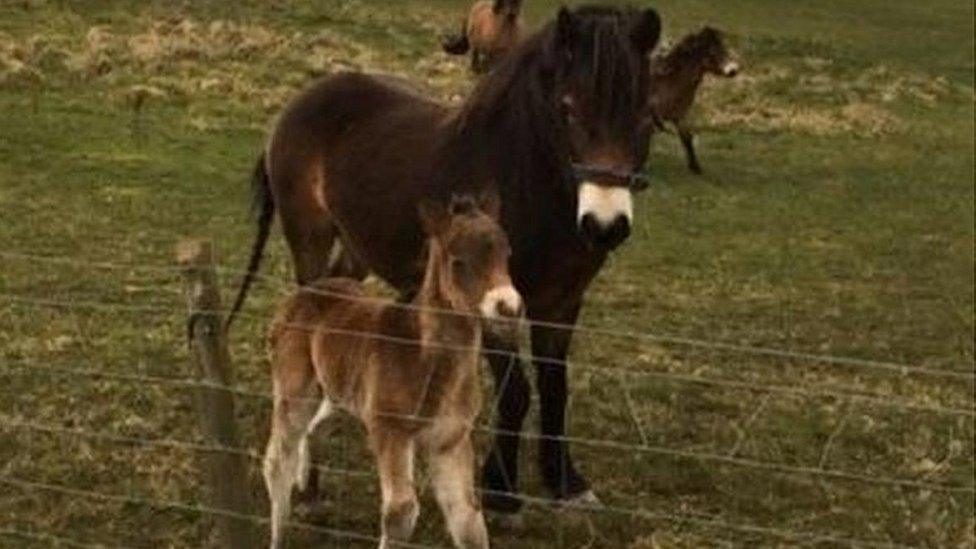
[263,195,522,549]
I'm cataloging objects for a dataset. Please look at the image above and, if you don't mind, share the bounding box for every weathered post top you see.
[177,238,222,317]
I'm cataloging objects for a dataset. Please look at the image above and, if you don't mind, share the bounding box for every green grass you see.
[1,0,973,547]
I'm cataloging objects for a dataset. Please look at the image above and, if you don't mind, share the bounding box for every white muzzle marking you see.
[577,181,633,228]
[722,60,740,76]
[480,285,522,320]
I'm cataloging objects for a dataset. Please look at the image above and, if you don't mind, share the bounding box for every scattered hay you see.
[1,14,966,138]
[693,61,952,136]
[702,100,904,137]
[1,12,464,114]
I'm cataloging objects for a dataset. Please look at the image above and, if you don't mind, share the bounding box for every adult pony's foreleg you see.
[480,333,531,515]
[532,303,594,502]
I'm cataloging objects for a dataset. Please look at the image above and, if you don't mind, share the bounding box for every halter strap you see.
[571,163,651,192]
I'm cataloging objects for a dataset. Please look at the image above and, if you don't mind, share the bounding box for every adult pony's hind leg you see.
[278,208,345,286]
[676,121,703,174]
[274,162,369,286]
[480,333,531,515]
[531,302,596,504]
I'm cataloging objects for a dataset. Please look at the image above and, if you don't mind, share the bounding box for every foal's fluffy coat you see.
[263,197,520,548]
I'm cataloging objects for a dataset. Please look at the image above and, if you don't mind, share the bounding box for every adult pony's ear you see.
[418,199,451,236]
[631,8,662,53]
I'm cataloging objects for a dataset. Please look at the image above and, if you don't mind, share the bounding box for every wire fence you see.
[1,250,973,547]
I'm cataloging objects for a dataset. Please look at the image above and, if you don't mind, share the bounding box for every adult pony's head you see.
[554,6,661,249]
[456,5,662,252]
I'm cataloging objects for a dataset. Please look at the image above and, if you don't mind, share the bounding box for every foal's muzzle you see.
[480,285,524,342]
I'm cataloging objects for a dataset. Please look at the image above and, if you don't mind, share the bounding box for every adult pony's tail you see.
[441,18,470,55]
[226,154,275,330]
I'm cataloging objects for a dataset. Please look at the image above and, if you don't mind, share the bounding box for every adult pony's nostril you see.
[578,213,599,241]
[604,214,631,248]
[578,213,630,250]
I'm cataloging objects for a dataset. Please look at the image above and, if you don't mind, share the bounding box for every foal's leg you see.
[429,438,489,548]
[532,304,595,503]
[480,333,531,515]
[374,431,419,549]
[295,398,335,494]
[264,388,321,548]
[676,121,703,174]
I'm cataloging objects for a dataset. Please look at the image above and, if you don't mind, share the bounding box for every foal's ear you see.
[631,8,662,53]
[418,199,450,236]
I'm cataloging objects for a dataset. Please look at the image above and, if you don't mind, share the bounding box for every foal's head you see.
[684,27,739,78]
[420,195,522,330]
[550,6,662,250]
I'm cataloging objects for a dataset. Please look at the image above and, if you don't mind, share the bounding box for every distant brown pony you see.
[442,0,524,73]
[264,195,519,548]
[648,26,739,173]
[230,5,662,517]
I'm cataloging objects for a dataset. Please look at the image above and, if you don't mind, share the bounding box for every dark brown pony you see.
[230,5,662,516]
[442,0,525,73]
[264,195,518,548]
[648,26,739,173]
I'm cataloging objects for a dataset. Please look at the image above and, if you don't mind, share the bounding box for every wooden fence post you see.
[177,238,256,549]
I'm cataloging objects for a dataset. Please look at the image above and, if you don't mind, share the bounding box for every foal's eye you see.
[451,258,467,273]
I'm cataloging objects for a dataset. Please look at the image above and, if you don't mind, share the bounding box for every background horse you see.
[648,26,739,173]
[230,5,662,516]
[442,0,525,73]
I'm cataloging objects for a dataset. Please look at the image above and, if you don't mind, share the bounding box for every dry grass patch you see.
[695,61,970,137]
[1,11,469,113]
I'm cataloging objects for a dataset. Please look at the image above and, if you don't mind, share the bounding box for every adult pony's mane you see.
[434,6,652,232]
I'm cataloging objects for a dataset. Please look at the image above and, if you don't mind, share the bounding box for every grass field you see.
[1,0,973,547]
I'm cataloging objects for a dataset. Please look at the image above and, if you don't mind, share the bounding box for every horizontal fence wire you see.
[2,401,971,495]
[1,296,973,417]
[2,309,971,421]
[2,250,973,548]
[0,476,439,549]
[2,250,972,380]
[0,422,919,549]
[0,528,125,549]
